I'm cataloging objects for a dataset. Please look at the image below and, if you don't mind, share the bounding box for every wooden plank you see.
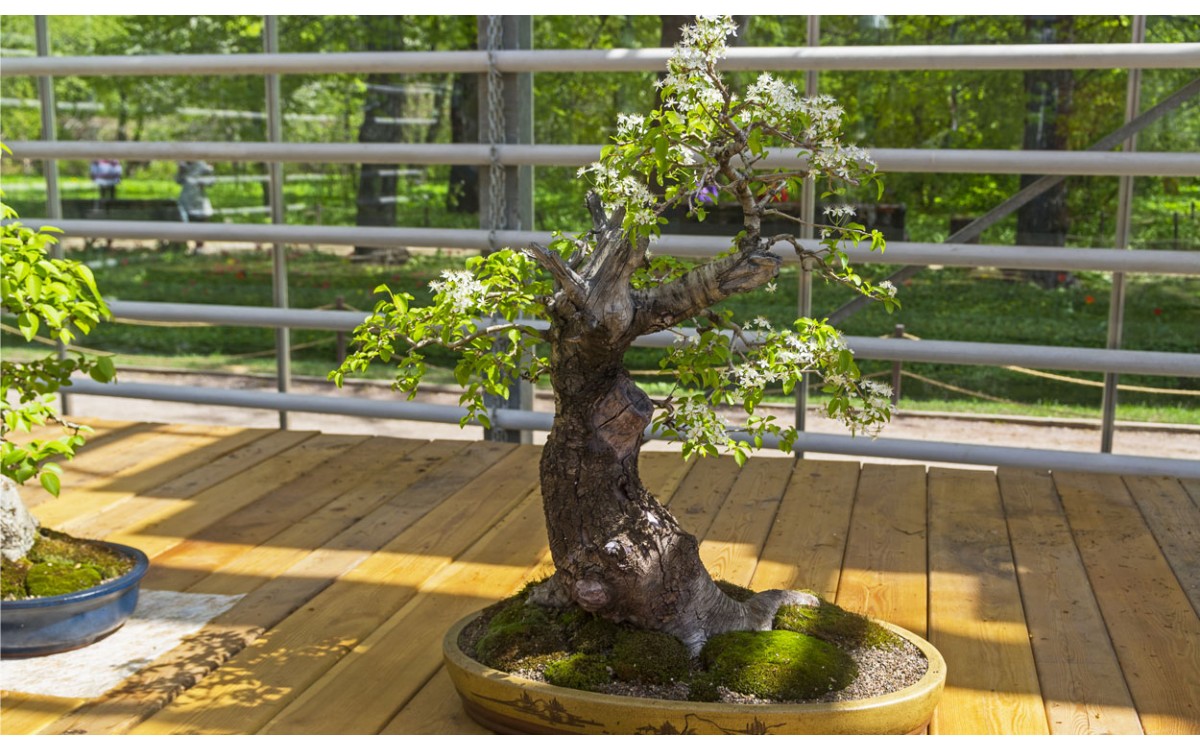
[927,467,1048,735]
[699,456,794,588]
[260,488,552,734]
[997,468,1142,735]
[0,692,86,735]
[380,668,491,735]
[343,450,701,736]
[43,440,508,737]
[142,436,423,592]
[1122,475,1200,619]
[750,459,860,599]
[1180,478,1200,510]
[107,432,360,558]
[128,445,542,735]
[50,429,312,543]
[38,425,269,534]
[665,455,742,541]
[15,422,195,509]
[1054,471,1200,735]
[835,463,927,637]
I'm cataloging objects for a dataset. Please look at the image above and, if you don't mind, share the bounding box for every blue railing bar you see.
[8,141,1199,177]
[58,379,1200,479]
[4,43,1198,78]
[31,220,1200,276]
[103,301,1200,379]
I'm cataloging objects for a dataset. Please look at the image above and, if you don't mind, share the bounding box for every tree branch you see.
[631,249,780,336]
[523,242,587,308]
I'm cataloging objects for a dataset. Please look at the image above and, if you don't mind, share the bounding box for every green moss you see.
[1,558,31,600]
[544,653,612,691]
[568,613,621,654]
[713,579,756,602]
[0,528,133,601]
[30,529,131,579]
[25,562,103,597]
[474,600,569,671]
[701,630,857,700]
[610,630,691,685]
[774,599,902,650]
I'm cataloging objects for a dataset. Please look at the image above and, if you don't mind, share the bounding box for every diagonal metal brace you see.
[828,76,1200,326]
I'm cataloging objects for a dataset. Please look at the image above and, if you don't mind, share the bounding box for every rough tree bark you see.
[528,195,817,654]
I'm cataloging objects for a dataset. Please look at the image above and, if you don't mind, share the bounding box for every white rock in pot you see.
[1,475,39,562]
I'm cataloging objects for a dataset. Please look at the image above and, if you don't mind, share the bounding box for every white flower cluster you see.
[823,204,857,221]
[876,280,898,298]
[577,161,658,227]
[673,396,730,448]
[429,269,487,312]
[657,16,738,111]
[615,113,646,139]
[810,142,876,182]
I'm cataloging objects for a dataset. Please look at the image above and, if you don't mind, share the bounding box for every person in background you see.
[176,160,216,250]
[90,159,123,204]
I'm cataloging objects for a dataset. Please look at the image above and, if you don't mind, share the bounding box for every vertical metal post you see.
[1100,15,1145,453]
[479,15,534,443]
[890,324,905,405]
[265,15,291,430]
[794,15,819,455]
[36,15,70,415]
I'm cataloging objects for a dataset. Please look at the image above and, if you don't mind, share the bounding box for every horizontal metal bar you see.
[5,43,1198,78]
[104,300,1200,378]
[34,219,1200,275]
[107,300,368,331]
[8,141,1200,176]
[841,337,1200,378]
[749,430,1200,479]
[59,379,1200,478]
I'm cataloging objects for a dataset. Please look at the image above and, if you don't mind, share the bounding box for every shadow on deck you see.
[2,418,1197,735]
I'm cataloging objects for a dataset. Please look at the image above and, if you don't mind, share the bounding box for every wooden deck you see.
[2,418,1198,735]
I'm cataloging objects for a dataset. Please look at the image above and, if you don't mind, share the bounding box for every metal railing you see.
[5,15,1199,477]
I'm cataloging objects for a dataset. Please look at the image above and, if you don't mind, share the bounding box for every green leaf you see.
[39,471,61,497]
[91,355,117,383]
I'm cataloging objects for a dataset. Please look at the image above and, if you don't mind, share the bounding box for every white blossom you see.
[429,270,486,312]
[823,204,857,221]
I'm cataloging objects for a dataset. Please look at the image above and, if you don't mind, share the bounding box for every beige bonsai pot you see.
[443,611,947,735]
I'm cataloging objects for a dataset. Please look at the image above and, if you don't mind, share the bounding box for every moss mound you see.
[611,630,691,685]
[701,630,857,700]
[544,653,612,690]
[774,599,902,650]
[474,599,569,670]
[1,528,134,601]
[468,585,888,703]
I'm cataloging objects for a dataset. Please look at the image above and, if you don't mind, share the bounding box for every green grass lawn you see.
[3,241,1196,426]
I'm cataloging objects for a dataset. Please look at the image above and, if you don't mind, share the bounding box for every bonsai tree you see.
[334,17,897,653]
[1,147,116,562]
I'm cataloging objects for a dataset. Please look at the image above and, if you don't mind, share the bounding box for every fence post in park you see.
[479,15,535,444]
[1101,15,1146,454]
[264,14,291,430]
[335,296,348,364]
[891,324,905,406]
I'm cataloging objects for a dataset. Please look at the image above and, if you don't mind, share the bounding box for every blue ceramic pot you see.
[1,542,149,658]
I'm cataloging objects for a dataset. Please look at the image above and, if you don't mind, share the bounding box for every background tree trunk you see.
[1017,16,1075,288]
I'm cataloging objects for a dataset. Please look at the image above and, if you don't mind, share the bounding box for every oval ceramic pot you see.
[444,611,946,735]
[1,542,149,659]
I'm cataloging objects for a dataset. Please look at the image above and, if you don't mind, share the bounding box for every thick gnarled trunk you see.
[529,198,815,653]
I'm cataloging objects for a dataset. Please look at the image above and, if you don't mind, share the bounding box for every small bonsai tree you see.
[334,17,896,653]
[1,144,116,561]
